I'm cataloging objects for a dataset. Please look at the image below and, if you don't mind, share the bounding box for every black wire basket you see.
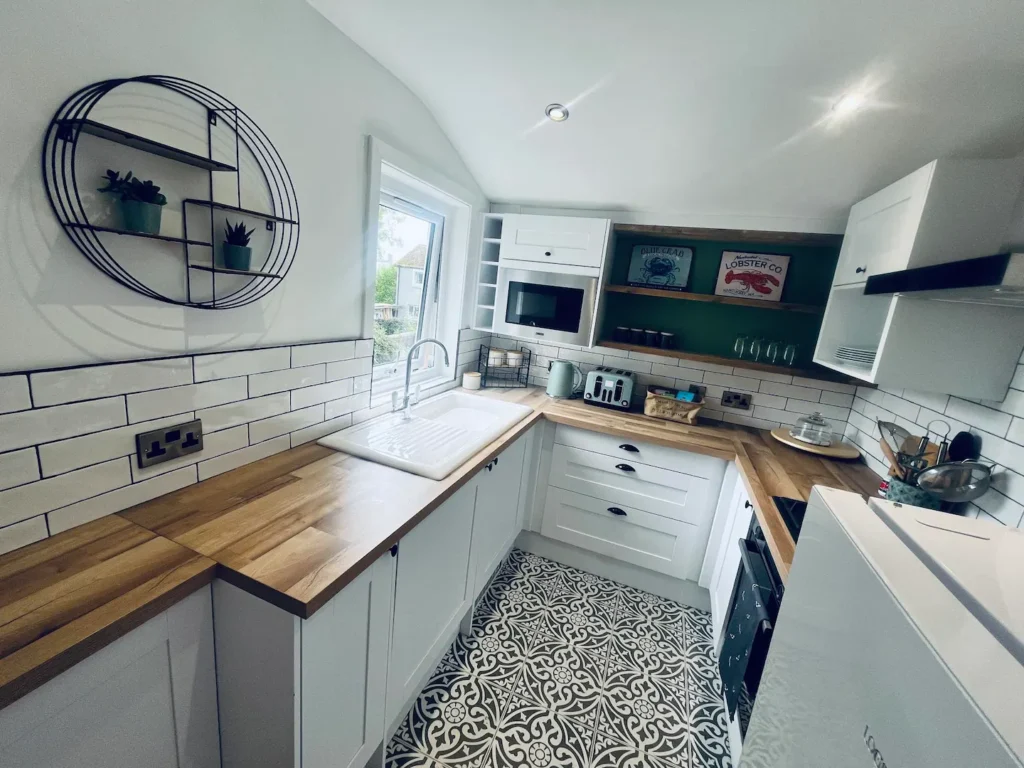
[478,345,532,388]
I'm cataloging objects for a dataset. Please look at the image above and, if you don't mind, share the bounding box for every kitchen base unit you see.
[214,554,395,768]
[0,586,220,768]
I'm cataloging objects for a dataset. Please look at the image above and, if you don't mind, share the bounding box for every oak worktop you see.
[0,385,878,709]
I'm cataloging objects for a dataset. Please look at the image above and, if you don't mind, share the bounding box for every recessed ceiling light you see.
[545,103,569,122]
[832,92,866,117]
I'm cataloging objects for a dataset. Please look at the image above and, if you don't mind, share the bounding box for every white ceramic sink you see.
[318,391,533,480]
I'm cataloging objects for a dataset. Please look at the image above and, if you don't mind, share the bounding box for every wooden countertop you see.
[0,385,877,709]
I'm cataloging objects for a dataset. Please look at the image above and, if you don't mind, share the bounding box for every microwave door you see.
[495,268,597,347]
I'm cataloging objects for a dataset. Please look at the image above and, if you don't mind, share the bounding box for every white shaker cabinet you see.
[0,586,220,768]
[215,553,395,768]
[499,214,610,270]
[386,479,477,731]
[702,470,754,650]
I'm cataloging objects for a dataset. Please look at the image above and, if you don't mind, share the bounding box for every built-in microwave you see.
[493,266,598,347]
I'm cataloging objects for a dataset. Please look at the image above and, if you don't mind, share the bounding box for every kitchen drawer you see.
[540,487,700,579]
[500,214,608,269]
[549,443,711,525]
[554,424,725,479]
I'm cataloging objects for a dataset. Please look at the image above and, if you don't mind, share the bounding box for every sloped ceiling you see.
[310,0,1024,230]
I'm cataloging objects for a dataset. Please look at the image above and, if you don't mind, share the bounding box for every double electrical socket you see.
[721,390,751,410]
[135,419,204,468]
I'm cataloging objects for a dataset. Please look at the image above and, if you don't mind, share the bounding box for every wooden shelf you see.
[604,284,824,314]
[598,340,857,382]
[58,119,237,172]
[613,223,842,248]
[189,264,282,279]
[66,222,212,247]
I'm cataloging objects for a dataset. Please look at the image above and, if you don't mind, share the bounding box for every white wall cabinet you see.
[0,587,220,768]
[499,214,610,270]
[386,480,476,731]
[215,553,395,768]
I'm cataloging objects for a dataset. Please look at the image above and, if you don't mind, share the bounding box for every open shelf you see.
[604,284,824,314]
[188,264,282,279]
[57,118,237,172]
[66,222,212,247]
[598,340,857,382]
[183,199,298,224]
[613,223,843,248]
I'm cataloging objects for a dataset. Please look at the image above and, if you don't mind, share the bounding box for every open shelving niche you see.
[473,213,504,330]
[43,75,299,310]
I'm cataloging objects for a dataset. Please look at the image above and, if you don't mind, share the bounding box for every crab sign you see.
[724,270,780,296]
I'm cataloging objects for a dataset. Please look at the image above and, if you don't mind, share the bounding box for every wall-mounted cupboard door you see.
[470,435,528,597]
[0,587,220,768]
[386,479,477,730]
[500,214,610,270]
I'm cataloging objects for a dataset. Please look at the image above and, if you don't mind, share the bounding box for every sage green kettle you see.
[546,360,583,398]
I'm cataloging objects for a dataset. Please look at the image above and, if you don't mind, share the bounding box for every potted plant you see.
[223,220,255,271]
[97,170,168,235]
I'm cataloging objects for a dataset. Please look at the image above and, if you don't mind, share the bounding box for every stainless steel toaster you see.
[583,366,636,410]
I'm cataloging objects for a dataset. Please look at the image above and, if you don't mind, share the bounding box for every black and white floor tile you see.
[387,549,731,768]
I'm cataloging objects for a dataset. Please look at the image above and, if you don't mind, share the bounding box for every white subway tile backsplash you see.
[250,405,324,444]
[128,378,247,423]
[676,366,706,382]
[759,381,821,402]
[628,351,677,365]
[673,359,734,374]
[0,397,126,453]
[976,432,1024,476]
[973,486,1024,527]
[291,414,353,447]
[880,393,921,423]
[325,357,372,382]
[1008,418,1024,446]
[39,412,193,477]
[355,339,374,358]
[0,458,130,528]
[785,399,850,421]
[193,347,290,382]
[946,398,1012,437]
[292,340,355,367]
[651,363,682,379]
[31,358,193,407]
[353,375,372,393]
[325,391,372,420]
[557,348,604,366]
[0,449,40,492]
[723,412,780,430]
[900,389,949,414]
[0,517,48,556]
[589,345,631,360]
[855,387,885,406]
[196,393,290,433]
[751,406,801,426]
[820,391,854,408]
[48,466,197,535]
[992,468,1024,507]
[0,376,31,414]
[1011,365,1024,391]
[292,379,354,410]
[750,371,793,384]
[997,388,1024,419]
[248,364,326,397]
[130,425,249,482]
[703,372,763,391]
[198,436,290,481]
[791,377,856,394]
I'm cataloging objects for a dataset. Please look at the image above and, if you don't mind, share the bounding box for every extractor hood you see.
[863,252,1024,305]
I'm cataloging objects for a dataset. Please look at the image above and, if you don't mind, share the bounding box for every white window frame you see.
[363,137,482,407]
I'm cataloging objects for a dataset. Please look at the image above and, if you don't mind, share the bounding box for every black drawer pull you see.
[493,456,499,467]
[390,543,399,557]
[744,500,753,509]
[615,463,635,472]
[855,266,867,274]
[608,507,627,516]
[618,444,639,453]
[544,250,552,256]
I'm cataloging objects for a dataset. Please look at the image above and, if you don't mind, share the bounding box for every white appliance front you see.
[741,487,1024,768]
[493,266,597,347]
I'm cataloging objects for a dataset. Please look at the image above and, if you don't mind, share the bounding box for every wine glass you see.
[783,344,798,366]
[733,335,748,359]
[749,338,764,361]
[766,341,780,364]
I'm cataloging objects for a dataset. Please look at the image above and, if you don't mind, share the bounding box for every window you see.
[372,192,445,389]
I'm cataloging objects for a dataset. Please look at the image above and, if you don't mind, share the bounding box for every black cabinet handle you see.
[390,543,399,557]
[615,463,635,473]
[744,500,753,509]
[494,456,499,467]
[544,250,552,256]
[487,461,494,472]
[855,266,867,274]
[618,444,639,453]
[608,507,627,516]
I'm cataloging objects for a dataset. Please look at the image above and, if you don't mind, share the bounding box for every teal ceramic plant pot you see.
[120,200,163,235]
[223,244,252,271]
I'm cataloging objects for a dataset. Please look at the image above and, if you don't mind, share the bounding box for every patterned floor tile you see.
[607,615,690,687]
[683,606,714,648]
[597,663,690,766]
[617,585,688,635]
[385,741,452,768]
[393,670,510,768]
[439,615,535,691]
[591,730,682,768]
[686,687,731,768]
[539,591,617,655]
[489,696,594,768]
[513,635,608,727]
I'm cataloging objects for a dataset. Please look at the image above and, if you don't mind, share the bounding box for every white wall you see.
[0,0,484,373]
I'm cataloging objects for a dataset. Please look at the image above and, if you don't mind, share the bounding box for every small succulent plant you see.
[224,220,255,247]
[97,169,167,205]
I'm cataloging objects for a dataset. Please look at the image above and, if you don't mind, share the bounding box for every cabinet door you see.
[833,163,932,286]
[0,587,219,768]
[500,214,609,269]
[471,436,528,596]
[387,480,476,727]
[709,491,754,651]
[302,553,395,768]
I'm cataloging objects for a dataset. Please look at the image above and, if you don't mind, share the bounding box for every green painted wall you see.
[602,233,840,368]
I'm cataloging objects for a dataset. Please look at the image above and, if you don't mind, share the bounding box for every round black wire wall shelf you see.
[41,75,299,309]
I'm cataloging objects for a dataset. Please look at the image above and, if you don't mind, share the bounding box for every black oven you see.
[493,267,597,346]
